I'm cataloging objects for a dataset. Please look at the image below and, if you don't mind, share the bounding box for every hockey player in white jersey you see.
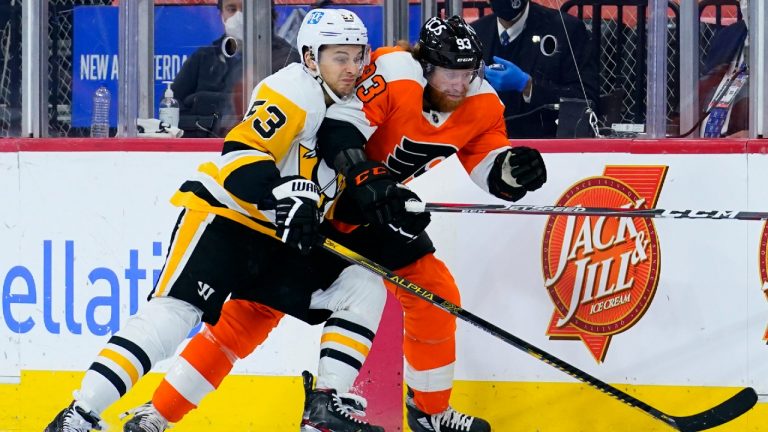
[45,9,387,432]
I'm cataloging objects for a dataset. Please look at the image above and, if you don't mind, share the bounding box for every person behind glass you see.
[697,0,749,137]
[471,0,599,138]
[171,0,301,137]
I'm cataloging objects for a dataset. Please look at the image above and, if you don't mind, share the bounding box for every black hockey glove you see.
[488,147,547,202]
[260,175,321,254]
[345,160,406,225]
[387,185,431,240]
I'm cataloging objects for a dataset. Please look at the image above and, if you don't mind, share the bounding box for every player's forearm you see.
[317,117,368,173]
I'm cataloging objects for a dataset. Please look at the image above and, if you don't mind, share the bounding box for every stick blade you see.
[671,387,757,432]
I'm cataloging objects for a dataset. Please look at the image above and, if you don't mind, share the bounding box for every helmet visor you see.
[318,44,371,76]
[430,65,483,85]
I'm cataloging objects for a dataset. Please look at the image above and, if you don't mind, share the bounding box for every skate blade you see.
[300,426,323,432]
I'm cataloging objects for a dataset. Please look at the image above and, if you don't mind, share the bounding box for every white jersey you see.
[171,63,340,238]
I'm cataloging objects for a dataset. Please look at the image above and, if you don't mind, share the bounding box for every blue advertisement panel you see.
[72,5,422,128]
[73,6,223,127]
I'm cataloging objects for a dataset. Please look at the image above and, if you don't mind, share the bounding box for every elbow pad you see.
[316,118,367,172]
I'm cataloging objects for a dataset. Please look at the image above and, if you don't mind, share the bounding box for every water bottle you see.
[159,82,180,128]
[90,85,111,138]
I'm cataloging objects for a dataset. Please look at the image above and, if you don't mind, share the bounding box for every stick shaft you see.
[405,201,768,221]
[321,237,680,428]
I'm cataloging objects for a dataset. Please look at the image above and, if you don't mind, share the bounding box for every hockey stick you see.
[405,201,768,221]
[320,237,758,431]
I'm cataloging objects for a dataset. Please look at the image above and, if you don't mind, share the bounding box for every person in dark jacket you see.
[171,0,300,137]
[471,0,599,138]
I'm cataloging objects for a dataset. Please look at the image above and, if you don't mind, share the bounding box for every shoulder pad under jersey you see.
[369,48,426,86]
[254,63,326,115]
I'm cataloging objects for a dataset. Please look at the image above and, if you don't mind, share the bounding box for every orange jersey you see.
[326,47,511,191]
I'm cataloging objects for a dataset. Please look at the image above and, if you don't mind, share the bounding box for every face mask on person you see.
[224,10,244,40]
[490,0,529,22]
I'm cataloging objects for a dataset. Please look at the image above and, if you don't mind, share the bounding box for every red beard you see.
[425,85,466,112]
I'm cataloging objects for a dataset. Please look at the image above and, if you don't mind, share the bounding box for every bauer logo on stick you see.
[542,166,667,362]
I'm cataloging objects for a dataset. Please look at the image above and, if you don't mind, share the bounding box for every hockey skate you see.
[300,370,385,432]
[406,388,491,432]
[121,402,169,432]
[44,401,103,432]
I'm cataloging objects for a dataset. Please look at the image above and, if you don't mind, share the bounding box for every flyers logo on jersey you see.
[386,137,457,182]
[542,166,667,362]
[757,225,768,342]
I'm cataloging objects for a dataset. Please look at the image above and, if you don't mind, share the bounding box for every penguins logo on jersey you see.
[299,142,339,209]
[385,137,457,182]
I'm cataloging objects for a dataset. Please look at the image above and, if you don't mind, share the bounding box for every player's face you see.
[426,66,476,111]
[220,0,243,21]
[318,44,367,98]
[429,66,475,97]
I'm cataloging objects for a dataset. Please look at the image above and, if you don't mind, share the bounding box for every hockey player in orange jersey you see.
[315,15,547,432]
[118,14,546,432]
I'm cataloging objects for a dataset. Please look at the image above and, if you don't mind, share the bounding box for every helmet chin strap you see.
[321,78,347,104]
[304,56,352,105]
[311,70,355,105]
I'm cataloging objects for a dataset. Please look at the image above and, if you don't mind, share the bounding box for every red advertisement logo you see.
[542,166,667,362]
[758,224,768,342]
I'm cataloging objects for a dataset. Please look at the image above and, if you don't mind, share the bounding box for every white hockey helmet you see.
[296,8,369,67]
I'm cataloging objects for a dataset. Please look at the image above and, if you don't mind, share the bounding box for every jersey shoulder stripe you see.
[369,48,425,86]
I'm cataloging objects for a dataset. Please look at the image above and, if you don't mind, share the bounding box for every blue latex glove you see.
[484,56,530,93]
